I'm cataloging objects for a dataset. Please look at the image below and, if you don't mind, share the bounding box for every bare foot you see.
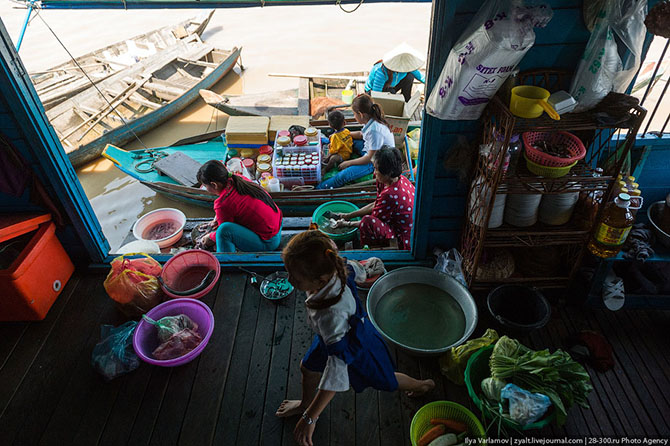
[275,399,306,418]
[405,379,435,398]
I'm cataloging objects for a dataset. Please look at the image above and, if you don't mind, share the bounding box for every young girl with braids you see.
[276,231,434,446]
[316,93,395,189]
[195,160,282,252]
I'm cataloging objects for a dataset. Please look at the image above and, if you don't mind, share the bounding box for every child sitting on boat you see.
[276,230,434,446]
[322,110,353,174]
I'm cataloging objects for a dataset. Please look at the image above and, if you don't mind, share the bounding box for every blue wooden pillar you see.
[0,20,109,264]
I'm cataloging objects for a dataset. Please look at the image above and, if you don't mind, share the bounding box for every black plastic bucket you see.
[486,285,551,334]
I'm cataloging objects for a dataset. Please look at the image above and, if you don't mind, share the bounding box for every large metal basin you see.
[366,267,478,356]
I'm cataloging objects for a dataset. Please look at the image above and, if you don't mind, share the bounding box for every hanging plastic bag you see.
[434,248,468,286]
[103,253,163,318]
[91,321,140,381]
[500,383,552,426]
[426,0,553,120]
[569,0,647,112]
[439,329,499,384]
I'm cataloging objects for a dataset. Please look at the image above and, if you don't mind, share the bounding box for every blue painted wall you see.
[415,0,666,256]
[0,19,109,264]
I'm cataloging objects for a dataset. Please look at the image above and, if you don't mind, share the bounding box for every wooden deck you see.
[1,271,669,445]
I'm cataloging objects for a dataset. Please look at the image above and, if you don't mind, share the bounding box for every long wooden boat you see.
[199,71,368,120]
[48,37,241,168]
[199,71,424,123]
[31,11,215,110]
[102,131,377,216]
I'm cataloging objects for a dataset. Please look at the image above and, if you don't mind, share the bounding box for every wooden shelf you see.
[490,96,640,133]
[484,223,590,247]
[471,276,570,290]
[497,160,613,194]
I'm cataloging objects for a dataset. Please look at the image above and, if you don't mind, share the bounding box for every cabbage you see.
[481,377,507,402]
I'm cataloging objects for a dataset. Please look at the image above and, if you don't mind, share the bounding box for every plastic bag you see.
[91,321,140,381]
[153,328,203,360]
[103,254,163,318]
[500,383,552,426]
[142,314,198,343]
[570,0,647,112]
[434,248,467,286]
[439,329,499,384]
[426,0,553,120]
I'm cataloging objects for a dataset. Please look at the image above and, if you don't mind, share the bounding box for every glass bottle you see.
[575,167,603,230]
[505,134,522,176]
[587,193,635,258]
[629,188,642,217]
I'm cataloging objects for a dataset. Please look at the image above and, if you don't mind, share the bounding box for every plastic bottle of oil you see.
[587,193,635,258]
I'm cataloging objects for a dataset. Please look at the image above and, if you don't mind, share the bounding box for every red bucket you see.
[160,249,220,299]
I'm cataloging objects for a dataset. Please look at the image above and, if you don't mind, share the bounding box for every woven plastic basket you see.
[464,345,555,430]
[525,154,577,178]
[523,131,586,167]
[410,401,486,446]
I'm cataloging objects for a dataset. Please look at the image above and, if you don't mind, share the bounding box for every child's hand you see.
[294,418,316,446]
[339,160,351,169]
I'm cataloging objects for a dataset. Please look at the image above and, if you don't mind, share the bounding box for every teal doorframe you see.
[0,19,109,263]
[411,0,458,259]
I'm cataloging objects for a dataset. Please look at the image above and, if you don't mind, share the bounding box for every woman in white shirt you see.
[316,94,395,189]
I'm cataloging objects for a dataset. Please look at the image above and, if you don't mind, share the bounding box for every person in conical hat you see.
[364,42,425,102]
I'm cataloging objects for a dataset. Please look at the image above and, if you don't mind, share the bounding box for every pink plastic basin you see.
[160,249,220,299]
[133,298,215,367]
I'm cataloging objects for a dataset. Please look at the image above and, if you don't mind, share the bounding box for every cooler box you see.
[371,90,422,148]
[0,214,74,321]
[225,116,270,149]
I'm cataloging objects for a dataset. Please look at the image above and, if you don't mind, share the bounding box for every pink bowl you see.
[133,298,215,367]
[160,249,220,299]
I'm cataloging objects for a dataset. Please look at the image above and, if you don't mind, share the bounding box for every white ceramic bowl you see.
[132,208,186,248]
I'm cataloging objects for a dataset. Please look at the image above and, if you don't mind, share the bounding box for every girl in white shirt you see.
[276,230,434,446]
[316,94,395,189]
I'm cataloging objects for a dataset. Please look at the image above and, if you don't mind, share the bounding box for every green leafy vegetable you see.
[489,336,593,426]
[481,377,506,402]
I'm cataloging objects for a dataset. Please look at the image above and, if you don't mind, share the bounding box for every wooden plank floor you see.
[1,271,670,445]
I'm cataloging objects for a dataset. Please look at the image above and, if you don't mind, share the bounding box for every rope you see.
[337,0,364,13]
[35,8,149,150]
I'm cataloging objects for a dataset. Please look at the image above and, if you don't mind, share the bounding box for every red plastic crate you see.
[0,214,74,321]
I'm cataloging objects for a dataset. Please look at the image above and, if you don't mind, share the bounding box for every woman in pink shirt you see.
[196,160,282,252]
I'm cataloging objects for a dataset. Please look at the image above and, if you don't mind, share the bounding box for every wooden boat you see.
[102,131,377,216]
[199,71,368,120]
[48,37,241,168]
[199,71,424,123]
[31,11,215,110]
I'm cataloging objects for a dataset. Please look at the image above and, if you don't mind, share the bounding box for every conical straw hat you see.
[382,42,425,72]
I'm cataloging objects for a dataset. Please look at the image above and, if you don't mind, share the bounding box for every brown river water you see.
[1,4,431,250]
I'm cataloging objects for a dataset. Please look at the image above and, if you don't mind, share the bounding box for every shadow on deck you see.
[1,271,669,445]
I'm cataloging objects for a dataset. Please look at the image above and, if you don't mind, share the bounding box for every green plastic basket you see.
[312,200,360,242]
[410,401,486,446]
[464,345,555,430]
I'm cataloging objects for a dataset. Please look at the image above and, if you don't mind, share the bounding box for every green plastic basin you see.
[464,345,555,430]
[312,200,360,242]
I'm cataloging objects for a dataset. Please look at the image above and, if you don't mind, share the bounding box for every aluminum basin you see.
[366,267,478,356]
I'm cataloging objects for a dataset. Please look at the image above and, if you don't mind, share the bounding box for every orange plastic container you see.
[0,214,74,321]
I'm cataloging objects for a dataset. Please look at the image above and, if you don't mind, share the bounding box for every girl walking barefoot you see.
[276,231,434,446]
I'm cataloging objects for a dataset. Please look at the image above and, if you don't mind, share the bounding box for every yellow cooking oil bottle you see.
[588,193,635,258]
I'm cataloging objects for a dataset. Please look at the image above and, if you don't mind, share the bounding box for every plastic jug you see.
[268,178,280,192]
